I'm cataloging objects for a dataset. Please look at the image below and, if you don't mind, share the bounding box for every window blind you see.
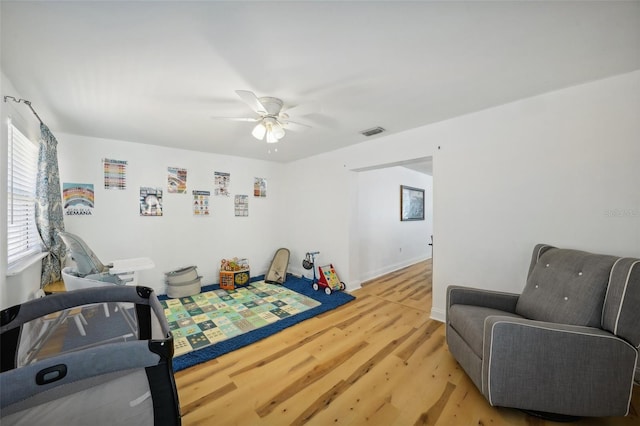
[7,121,42,266]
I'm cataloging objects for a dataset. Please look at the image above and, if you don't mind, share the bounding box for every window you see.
[7,121,42,266]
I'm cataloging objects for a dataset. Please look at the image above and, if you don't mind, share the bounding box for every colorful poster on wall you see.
[234,194,248,217]
[103,158,127,190]
[63,183,94,216]
[214,171,230,196]
[140,187,163,216]
[168,167,187,193]
[254,177,267,197]
[193,190,210,216]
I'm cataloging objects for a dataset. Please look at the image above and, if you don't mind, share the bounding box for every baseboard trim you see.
[360,256,431,284]
[430,307,445,323]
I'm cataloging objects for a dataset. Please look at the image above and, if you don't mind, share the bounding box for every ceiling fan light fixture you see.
[261,117,283,143]
[266,131,279,143]
[252,122,266,140]
[220,90,313,144]
[272,121,285,139]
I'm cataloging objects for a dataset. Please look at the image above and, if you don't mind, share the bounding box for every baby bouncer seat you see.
[265,248,290,284]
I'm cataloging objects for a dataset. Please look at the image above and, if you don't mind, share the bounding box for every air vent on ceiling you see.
[360,126,386,137]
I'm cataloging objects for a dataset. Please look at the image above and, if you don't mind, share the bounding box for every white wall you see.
[429,70,640,320]
[56,133,285,295]
[283,71,639,321]
[314,70,638,321]
[281,153,356,286]
[4,70,638,317]
[280,140,437,292]
[357,166,432,282]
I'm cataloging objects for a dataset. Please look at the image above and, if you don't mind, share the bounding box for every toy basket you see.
[165,266,201,298]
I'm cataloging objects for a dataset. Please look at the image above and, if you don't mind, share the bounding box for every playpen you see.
[0,285,180,425]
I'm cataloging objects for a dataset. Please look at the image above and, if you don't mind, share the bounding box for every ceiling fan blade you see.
[235,90,267,115]
[284,102,320,117]
[211,116,260,122]
[281,120,311,132]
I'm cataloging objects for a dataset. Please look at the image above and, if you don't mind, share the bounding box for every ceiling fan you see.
[213,90,314,143]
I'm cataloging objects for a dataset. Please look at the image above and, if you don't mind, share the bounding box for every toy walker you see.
[302,251,345,295]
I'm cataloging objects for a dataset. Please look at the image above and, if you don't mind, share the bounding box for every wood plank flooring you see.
[175,260,640,425]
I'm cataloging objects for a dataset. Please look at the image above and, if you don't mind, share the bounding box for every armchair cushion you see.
[516,247,618,327]
[448,305,523,357]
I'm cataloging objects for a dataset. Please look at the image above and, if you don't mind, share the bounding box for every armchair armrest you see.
[447,285,519,314]
[482,316,637,417]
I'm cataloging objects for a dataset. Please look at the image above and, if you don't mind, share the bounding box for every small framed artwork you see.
[401,185,425,221]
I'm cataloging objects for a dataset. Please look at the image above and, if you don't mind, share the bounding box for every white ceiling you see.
[2,1,639,163]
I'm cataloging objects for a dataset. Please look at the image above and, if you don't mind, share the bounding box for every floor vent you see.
[360,126,386,137]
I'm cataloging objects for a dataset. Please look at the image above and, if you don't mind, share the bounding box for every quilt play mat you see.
[161,280,321,358]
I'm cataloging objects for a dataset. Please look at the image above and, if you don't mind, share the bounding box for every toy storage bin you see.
[0,286,181,426]
[165,266,201,298]
[167,277,201,298]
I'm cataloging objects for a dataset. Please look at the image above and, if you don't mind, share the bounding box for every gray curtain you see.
[35,123,65,287]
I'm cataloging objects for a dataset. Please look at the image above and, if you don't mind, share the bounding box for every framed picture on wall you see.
[401,185,425,221]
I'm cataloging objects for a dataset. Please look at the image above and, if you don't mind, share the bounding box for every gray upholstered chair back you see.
[517,244,640,347]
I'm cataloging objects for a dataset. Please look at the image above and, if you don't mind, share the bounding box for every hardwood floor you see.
[175,260,640,425]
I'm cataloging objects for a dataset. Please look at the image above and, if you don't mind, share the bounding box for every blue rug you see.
[159,275,355,372]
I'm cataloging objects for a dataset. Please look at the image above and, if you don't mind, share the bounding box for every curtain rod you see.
[3,95,44,125]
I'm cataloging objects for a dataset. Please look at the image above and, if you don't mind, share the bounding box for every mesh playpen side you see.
[0,286,181,425]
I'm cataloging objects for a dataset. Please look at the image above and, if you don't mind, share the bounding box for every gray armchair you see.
[446,244,639,419]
